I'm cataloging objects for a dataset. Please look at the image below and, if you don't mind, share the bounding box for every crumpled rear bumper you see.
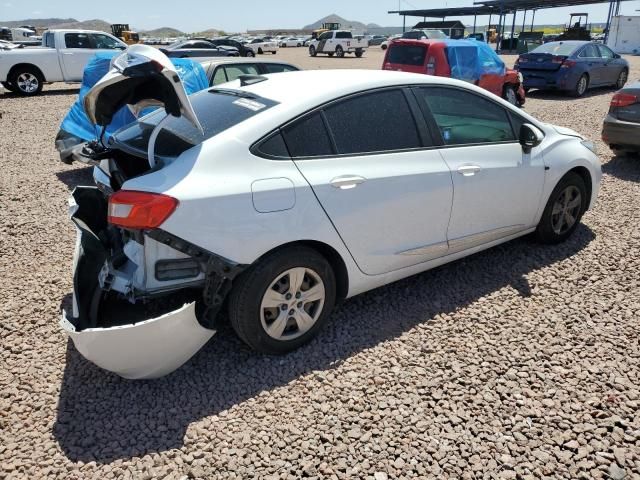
[61,303,214,380]
[62,186,216,379]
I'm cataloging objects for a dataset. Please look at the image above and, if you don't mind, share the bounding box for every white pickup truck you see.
[0,29,126,96]
[308,30,368,58]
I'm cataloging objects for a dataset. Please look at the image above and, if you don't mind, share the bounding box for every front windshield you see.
[111,89,279,158]
[424,30,448,39]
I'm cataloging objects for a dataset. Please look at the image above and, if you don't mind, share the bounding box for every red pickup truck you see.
[382,39,525,107]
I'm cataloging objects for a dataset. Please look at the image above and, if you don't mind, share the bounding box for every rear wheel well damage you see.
[8,63,46,82]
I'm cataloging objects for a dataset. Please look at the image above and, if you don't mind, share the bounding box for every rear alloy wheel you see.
[229,247,336,354]
[9,67,43,96]
[335,45,345,58]
[616,69,628,89]
[258,47,263,54]
[535,172,587,244]
[309,45,317,57]
[503,85,518,106]
[573,74,589,97]
[245,50,255,57]
[355,49,363,58]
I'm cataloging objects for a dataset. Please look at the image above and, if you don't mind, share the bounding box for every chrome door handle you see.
[62,52,73,55]
[457,165,482,176]
[330,175,366,189]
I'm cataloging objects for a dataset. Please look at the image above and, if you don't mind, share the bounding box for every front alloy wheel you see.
[536,172,587,244]
[616,69,628,89]
[550,185,582,235]
[229,246,336,354]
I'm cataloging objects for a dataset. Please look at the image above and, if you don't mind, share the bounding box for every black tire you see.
[309,45,317,57]
[271,51,276,55]
[503,84,518,105]
[245,50,255,57]
[381,44,388,50]
[335,45,344,58]
[297,43,301,47]
[355,49,363,58]
[328,52,334,57]
[8,66,43,96]
[572,74,589,97]
[228,246,336,355]
[616,68,628,89]
[535,172,587,244]
[258,47,263,54]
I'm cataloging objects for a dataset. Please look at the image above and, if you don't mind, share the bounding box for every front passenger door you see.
[415,86,546,251]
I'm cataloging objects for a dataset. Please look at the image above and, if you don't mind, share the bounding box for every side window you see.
[211,67,227,86]
[579,44,599,58]
[64,33,91,49]
[598,44,614,59]
[282,112,334,158]
[223,64,260,82]
[192,42,213,48]
[256,131,290,158]
[336,32,351,39]
[44,32,55,48]
[418,87,516,145]
[91,34,121,49]
[262,63,298,74]
[323,89,422,155]
[319,32,332,41]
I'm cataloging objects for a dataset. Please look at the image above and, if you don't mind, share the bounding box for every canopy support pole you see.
[473,14,477,34]
[531,10,536,31]
[510,11,517,52]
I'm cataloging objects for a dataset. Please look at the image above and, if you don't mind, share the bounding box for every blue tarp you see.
[59,52,209,142]
[444,39,506,82]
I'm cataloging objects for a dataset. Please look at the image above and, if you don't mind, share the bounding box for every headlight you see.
[581,140,596,153]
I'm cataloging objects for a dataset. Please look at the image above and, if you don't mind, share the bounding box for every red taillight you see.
[108,190,178,229]
[611,92,638,108]
[560,59,577,69]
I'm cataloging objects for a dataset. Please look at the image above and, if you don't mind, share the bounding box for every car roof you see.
[225,69,460,104]
[545,40,590,46]
[199,58,298,68]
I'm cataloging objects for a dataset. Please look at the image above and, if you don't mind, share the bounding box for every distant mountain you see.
[54,19,112,33]
[0,17,77,28]
[139,27,184,38]
[303,14,372,32]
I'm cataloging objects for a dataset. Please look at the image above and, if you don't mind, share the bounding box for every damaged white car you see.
[63,45,601,379]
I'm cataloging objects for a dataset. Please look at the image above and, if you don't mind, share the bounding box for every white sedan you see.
[246,38,278,54]
[63,45,601,379]
[279,37,303,47]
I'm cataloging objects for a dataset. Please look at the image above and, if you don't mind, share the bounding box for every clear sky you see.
[2,0,640,32]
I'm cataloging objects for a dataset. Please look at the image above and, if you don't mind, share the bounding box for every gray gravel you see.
[1,53,639,479]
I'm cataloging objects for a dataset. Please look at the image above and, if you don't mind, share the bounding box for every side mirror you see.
[519,123,544,153]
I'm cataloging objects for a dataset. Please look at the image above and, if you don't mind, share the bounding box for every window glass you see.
[262,63,298,73]
[532,42,579,56]
[319,32,332,41]
[336,32,352,39]
[387,44,427,66]
[92,34,121,49]
[418,87,516,145]
[223,64,260,82]
[324,89,422,155]
[282,112,334,157]
[597,44,614,59]
[44,32,55,48]
[509,112,526,139]
[211,67,227,85]
[579,44,599,58]
[112,90,279,158]
[257,132,289,158]
[192,42,213,49]
[64,33,92,49]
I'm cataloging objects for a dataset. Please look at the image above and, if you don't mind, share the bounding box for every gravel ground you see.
[1,48,639,479]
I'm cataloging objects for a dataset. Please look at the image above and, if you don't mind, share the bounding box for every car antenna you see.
[238,74,268,86]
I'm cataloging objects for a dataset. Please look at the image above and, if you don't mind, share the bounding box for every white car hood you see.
[83,44,202,133]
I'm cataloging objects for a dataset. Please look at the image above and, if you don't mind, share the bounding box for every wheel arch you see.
[8,63,46,82]
[256,240,349,303]
[568,166,593,209]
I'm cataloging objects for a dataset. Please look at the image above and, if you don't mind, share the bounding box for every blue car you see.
[516,41,629,97]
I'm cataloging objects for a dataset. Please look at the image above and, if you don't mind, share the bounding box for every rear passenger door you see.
[578,43,604,85]
[287,88,454,276]
[415,86,546,250]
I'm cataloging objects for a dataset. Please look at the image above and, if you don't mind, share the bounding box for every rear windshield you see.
[387,44,427,66]
[111,89,278,158]
[531,42,579,56]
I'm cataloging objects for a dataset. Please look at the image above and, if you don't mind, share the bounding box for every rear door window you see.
[387,44,427,66]
[211,67,227,85]
[578,44,599,58]
[336,32,352,39]
[417,87,516,145]
[262,63,298,74]
[223,64,260,82]
[323,89,422,155]
[282,112,334,158]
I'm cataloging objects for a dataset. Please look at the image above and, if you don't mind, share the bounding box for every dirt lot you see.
[1,46,639,479]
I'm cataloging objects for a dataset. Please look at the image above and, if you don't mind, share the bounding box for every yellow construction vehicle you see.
[311,22,341,40]
[111,24,140,45]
